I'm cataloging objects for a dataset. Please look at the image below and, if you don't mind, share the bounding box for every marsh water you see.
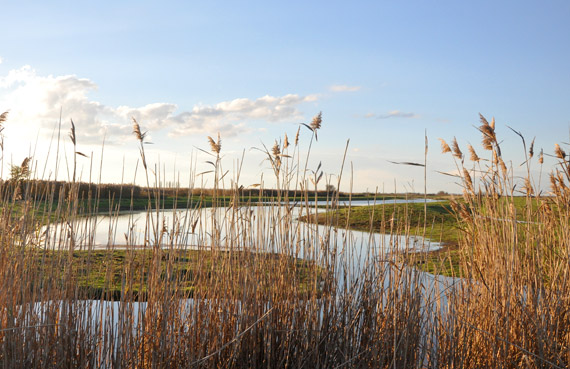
[41,198,445,290]
[34,198,459,365]
[42,198,441,252]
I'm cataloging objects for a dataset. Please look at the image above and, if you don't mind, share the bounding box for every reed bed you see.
[434,115,570,368]
[0,111,567,368]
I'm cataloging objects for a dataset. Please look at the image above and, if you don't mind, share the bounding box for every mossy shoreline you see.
[18,249,321,302]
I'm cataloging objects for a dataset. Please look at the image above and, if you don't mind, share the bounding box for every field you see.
[0,112,569,368]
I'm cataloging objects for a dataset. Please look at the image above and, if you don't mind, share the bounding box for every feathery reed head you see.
[272,140,282,171]
[479,114,496,151]
[208,133,222,154]
[523,177,534,196]
[0,111,8,125]
[554,143,566,160]
[0,111,7,135]
[310,111,322,131]
[463,168,474,193]
[451,137,463,159]
[283,134,289,150]
[132,118,147,142]
[69,119,76,146]
[132,118,149,170]
[21,157,30,171]
[439,138,451,154]
[550,173,560,196]
[467,144,480,162]
[539,149,544,164]
[295,126,300,146]
[272,141,281,158]
[10,157,31,182]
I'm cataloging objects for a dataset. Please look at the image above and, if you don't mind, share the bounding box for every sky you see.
[0,0,569,193]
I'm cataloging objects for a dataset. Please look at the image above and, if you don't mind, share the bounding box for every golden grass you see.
[0,111,568,368]
[434,114,570,368]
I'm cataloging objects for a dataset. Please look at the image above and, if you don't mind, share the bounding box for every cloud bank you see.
[365,110,419,119]
[0,65,317,144]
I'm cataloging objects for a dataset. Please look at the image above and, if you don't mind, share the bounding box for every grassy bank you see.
[19,249,320,301]
[309,195,546,277]
[304,198,461,275]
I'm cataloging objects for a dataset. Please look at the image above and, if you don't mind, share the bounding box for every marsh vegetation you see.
[0,111,568,368]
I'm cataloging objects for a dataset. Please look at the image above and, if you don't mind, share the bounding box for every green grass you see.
[308,195,553,277]
[304,199,463,276]
[25,249,320,301]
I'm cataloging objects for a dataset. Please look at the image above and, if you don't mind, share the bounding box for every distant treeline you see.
[0,179,352,202]
[0,179,143,202]
[0,179,436,204]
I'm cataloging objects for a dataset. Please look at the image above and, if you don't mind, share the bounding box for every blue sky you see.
[1,0,569,193]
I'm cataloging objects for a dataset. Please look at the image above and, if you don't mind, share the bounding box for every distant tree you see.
[325,184,336,194]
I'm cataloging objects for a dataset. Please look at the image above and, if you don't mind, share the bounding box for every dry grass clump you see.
[436,114,570,368]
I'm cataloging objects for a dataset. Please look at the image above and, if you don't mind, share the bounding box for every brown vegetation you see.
[0,111,567,368]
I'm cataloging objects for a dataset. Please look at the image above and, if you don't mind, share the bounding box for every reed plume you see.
[463,168,473,193]
[208,133,221,154]
[69,119,88,183]
[132,118,148,170]
[0,111,8,125]
[69,119,76,146]
[438,138,451,154]
[451,137,462,159]
[310,111,322,131]
[554,143,566,160]
[479,113,497,151]
[272,140,282,175]
[467,144,480,162]
[132,118,147,142]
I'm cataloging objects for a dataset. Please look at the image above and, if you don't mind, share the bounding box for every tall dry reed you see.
[435,115,570,368]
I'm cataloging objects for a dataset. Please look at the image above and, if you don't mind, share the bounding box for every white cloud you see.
[0,57,3,64]
[329,84,361,92]
[366,110,419,119]
[0,65,113,143]
[0,65,317,145]
[166,94,314,137]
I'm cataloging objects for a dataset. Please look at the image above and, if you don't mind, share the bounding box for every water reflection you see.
[42,202,442,255]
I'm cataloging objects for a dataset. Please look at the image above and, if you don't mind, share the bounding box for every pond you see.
[41,201,442,256]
